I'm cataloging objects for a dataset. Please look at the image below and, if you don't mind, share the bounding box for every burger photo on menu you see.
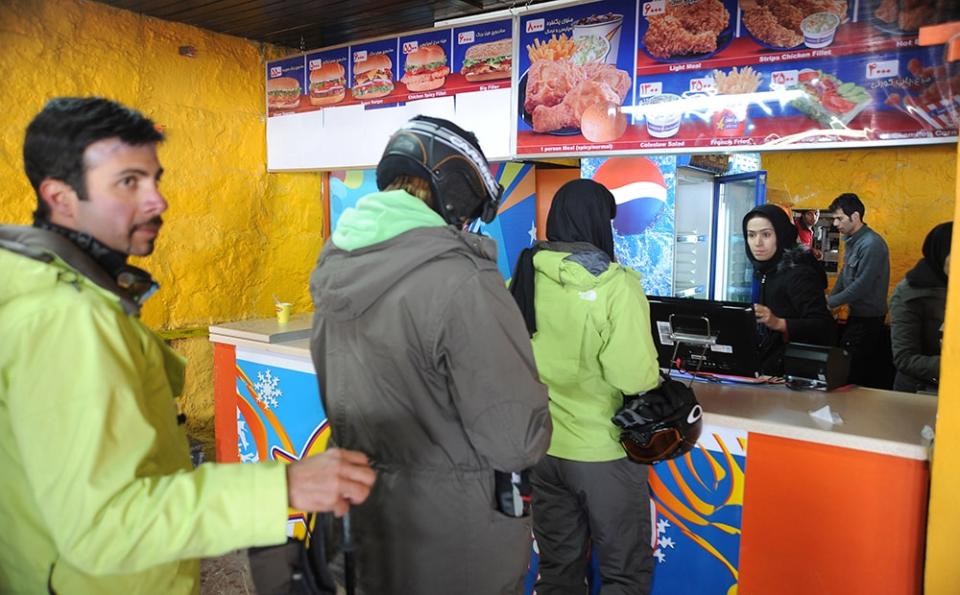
[460,39,513,82]
[400,45,450,92]
[352,54,395,100]
[309,62,347,106]
[267,77,302,111]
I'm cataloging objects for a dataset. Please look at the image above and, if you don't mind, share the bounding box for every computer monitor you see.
[646,296,761,378]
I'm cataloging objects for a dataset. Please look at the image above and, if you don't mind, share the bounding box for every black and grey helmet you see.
[376,115,503,225]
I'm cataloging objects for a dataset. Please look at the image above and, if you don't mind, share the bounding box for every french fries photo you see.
[713,66,762,95]
[526,33,576,62]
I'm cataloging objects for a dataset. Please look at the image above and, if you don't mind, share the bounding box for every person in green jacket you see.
[0,97,376,594]
[510,179,660,594]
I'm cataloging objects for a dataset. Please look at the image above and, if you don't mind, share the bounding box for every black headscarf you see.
[544,179,617,259]
[742,204,797,275]
[906,221,952,287]
[509,179,617,335]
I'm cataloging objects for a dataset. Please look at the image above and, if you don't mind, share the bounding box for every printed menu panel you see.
[516,0,640,154]
[349,38,401,107]
[265,56,306,117]
[302,48,350,113]
[266,1,958,169]
[513,0,957,156]
[452,19,514,93]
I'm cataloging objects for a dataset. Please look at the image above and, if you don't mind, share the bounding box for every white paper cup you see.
[801,12,840,49]
[642,94,682,138]
[572,13,623,65]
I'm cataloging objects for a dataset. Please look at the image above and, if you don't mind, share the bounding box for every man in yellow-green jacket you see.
[0,97,376,594]
[510,179,660,594]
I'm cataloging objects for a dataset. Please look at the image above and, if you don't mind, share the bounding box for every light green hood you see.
[332,189,445,251]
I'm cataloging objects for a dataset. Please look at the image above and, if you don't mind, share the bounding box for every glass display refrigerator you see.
[673,169,767,303]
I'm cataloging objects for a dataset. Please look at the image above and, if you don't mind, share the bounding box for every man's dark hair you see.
[23,97,164,222]
[828,193,865,221]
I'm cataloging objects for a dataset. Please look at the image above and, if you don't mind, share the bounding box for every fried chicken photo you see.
[524,59,585,114]
[524,61,630,133]
[875,0,898,23]
[643,0,730,59]
[743,0,848,48]
[668,0,730,33]
[743,5,803,47]
[532,80,623,132]
[793,0,847,20]
[898,4,936,30]
[644,16,719,58]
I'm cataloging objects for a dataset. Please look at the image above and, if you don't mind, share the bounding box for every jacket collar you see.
[0,225,142,315]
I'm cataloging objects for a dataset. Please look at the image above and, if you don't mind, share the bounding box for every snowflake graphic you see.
[657,519,671,535]
[654,513,674,563]
[237,411,250,450]
[254,370,283,409]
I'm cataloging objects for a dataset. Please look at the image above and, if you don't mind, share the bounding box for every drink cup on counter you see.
[572,13,623,65]
[275,302,292,324]
[642,94,682,139]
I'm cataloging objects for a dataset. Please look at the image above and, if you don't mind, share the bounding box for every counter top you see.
[694,380,936,460]
[210,316,937,461]
[209,313,313,344]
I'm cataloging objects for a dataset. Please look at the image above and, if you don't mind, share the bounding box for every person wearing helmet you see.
[743,204,837,375]
[309,116,552,594]
[509,179,660,595]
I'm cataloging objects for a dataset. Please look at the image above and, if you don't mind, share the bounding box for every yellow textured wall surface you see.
[0,0,323,448]
[763,145,957,299]
[926,141,960,595]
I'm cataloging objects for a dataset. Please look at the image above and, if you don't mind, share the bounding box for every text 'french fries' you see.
[713,66,762,95]
[526,34,576,62]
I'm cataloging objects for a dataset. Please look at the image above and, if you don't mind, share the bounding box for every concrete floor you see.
[200,551,256,594]
[200,550,347,595]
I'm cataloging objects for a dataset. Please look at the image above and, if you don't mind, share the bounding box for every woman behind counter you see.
[890,222,952,393]
[743,204,837,376]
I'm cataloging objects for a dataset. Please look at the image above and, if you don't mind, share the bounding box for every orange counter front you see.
[210,316,935,594]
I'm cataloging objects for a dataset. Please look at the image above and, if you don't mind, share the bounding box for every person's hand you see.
[754,304,786,332]
[286,448,377,517]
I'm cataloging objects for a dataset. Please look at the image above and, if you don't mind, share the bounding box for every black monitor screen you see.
[646,296,761,378]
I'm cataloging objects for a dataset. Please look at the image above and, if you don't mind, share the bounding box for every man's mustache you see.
[133,217,164,231]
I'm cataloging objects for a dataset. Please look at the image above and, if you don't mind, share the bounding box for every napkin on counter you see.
[810,404,843,426]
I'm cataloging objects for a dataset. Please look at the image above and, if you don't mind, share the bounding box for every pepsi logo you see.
[592,157,668,236]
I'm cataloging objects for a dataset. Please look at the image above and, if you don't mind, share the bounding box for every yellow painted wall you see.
[763,145,957,302]
[0,0,324,453]
[926,142,960,595]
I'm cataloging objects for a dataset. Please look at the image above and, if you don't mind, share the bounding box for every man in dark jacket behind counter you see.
[828,193,891,387]
[309,116,552,594]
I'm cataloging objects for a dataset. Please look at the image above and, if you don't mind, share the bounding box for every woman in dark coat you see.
[890,222,952,393]
[743,204,837,376]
